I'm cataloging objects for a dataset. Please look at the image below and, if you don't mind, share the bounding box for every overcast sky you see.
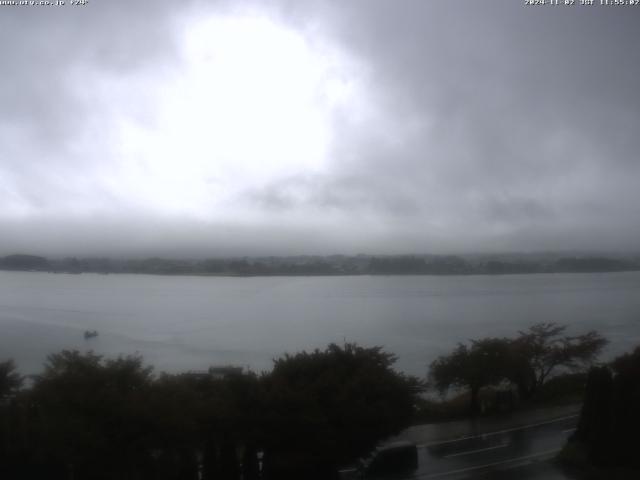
[1,0,639,257]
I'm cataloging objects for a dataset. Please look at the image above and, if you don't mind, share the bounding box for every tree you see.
[30,350,156,480]
[0,360,25,479]
[569,345,640,469]
[429,338,510,416]
[262,343,423,477]
[0,360,22,398]
[508,323,607,400]
[430,324,608,413]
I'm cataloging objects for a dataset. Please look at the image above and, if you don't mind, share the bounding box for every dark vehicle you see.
[356,441,418,478]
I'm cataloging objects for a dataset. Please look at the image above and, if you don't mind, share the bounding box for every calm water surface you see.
[1,271,639,376]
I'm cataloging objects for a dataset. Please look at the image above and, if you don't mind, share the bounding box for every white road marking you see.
[413,448,562,479]
[417,414,579,448]
[443,442,509,458]
[338,468,357,473]
[562,428,576,433]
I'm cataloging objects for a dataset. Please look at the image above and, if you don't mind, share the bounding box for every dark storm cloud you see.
[244,0,640,252]
[1,0,639,255]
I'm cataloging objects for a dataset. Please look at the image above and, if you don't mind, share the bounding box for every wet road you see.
[387,415,577,479]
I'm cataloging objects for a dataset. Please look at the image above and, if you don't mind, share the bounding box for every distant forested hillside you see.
[1,253,638,277]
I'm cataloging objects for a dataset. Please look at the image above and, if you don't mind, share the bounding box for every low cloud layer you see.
[1,1,639,256]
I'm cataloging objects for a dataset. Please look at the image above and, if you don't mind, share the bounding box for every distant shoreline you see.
[1,252,639,279]
[2,270,639,280]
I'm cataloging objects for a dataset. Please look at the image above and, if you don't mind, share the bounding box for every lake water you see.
[1,271,639,377]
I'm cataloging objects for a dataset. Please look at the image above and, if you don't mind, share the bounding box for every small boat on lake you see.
[83,330,98,340]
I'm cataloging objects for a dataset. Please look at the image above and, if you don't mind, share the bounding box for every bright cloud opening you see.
[106,14,360,218]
